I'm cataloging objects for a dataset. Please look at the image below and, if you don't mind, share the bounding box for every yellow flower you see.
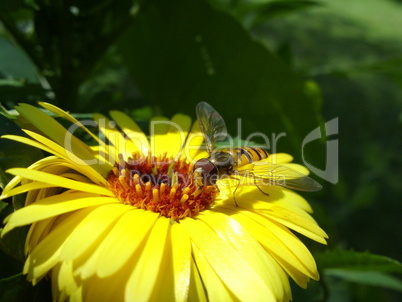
[1,103,327,301]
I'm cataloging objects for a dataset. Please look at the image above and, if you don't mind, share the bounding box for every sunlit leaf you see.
[316,249,402,273]
[0,38,40,83]
[325,269,402,291]
[252,0,322,25]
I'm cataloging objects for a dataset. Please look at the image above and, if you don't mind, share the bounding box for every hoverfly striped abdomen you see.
[232,147,268,167]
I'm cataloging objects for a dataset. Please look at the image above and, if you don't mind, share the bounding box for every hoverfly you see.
[193,102,322,201]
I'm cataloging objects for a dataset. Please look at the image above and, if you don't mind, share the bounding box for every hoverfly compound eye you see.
[194,158,218,186]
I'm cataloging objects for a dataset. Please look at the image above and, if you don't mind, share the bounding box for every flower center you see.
[107,152,218,220]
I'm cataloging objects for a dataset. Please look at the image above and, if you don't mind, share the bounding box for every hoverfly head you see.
[194,158,218,186]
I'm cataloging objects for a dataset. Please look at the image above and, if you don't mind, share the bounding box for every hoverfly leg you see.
[230,177,241,207]
[253,176,270,197]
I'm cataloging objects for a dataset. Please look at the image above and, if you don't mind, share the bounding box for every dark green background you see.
[0,0,401,301]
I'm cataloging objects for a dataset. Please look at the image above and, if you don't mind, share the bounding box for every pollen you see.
[107,152,218,220]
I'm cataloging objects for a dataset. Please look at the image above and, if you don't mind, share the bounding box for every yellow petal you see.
[259,206,328,244]
[150,114,192,157]
[1,174,23,196]
[51,264,62,301]
[89,144,115,167]
[81,271,127,301]
[95,210,158,278]
[125,217,170,302]
[57,261,79,295]
[181,218,276,301]
[25,217,57,254]
[0,153,103,198]
[93,113,140,160]
[0,182,55,200]
[109,110,149,154]
[150,116,169,157]
[149,226,175,301]
[274,188,314,212]
[191,242,237,301]
[23,133,111,181]
[171,223,191,302]
[59,204,131,262]
[26,186,60,206]
[24,210,92,283]
[266,153,294,164]
[3,193,119,235]
[227,209,319,287]
[221,186,316,226]
[16,104,97,165]
[38,106,116,170]
[2,134,64,162]
[224,184,314,213]
[270,256,293,301]
[198,211,287,300]
[188,258,207,302]
[255,215,319,280]
[6,131,109,183]
[39,102,105,148]
[6,168,113,197]
[70,287,83,302]
[182,121,207,162]
[281,163,310,175]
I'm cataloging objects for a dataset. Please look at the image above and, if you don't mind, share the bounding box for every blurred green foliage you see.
[0,0,401,301]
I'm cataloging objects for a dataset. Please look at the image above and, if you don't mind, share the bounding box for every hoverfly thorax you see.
[209,151,235,174]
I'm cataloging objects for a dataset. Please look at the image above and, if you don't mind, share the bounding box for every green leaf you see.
[0,225,29,264]
[0,247,22,279]
[325,269,402,291]
[0,37,41,84]
[315,249,402,273]
[0,0,31,12]
[0,113,43,189]
[316,250,402,295]
[0,200,6,212]
[0,274,52,302]
[0,82,49,104]
[118,0,324,159]
[252,0,322,24]
[0,201,29,263]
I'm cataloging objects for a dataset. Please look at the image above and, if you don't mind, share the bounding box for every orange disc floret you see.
[107,152,217,220]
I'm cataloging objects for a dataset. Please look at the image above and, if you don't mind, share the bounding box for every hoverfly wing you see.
[196,102,228,154]
[238,161,322,192]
